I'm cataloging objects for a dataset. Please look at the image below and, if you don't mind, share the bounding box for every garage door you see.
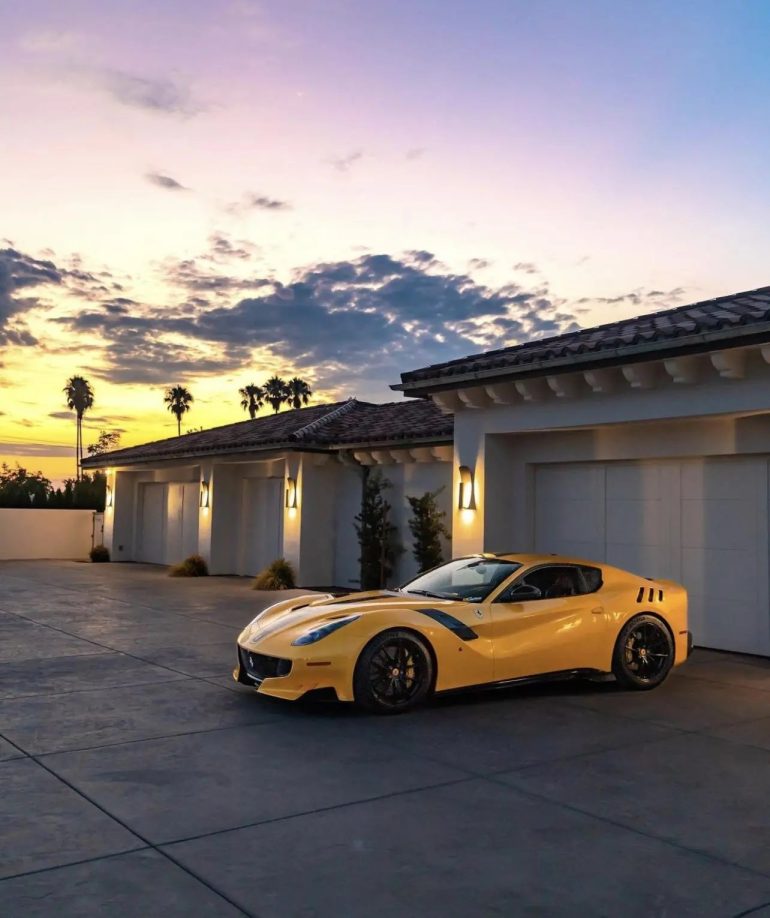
[137,482,200,565]
[239,478,283,575]
[534,458,770,655]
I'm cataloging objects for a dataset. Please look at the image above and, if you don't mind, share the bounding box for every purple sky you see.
[2,0,770,476]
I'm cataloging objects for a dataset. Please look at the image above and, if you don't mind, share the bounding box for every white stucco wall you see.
[0,509,96,560]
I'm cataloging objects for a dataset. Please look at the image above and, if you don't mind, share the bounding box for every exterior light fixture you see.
[105,484,114,508]
[200,481,210,509]
[285,477,297,509]
[458,465,475,510]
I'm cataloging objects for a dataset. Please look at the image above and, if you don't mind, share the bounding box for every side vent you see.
[648,588,654,603]
[636,587,645,603]
[658,589,664,602]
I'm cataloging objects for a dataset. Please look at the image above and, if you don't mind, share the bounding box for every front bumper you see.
[233,641,352,701]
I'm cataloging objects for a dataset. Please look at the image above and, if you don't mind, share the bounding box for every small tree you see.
[86,430,121,457]
[407,488,451,573]
[355,470,401,590]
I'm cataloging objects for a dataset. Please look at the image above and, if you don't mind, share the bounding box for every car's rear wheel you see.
[353,629,434,714]
[612,614,674,690]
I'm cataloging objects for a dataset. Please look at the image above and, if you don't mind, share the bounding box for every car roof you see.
[474,552,604,567]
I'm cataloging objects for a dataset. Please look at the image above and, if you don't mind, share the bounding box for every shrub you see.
[169,554,209,577]
[252,558,296,590]
[407,488,451,573]
[89,544,110,563]
[355,469,402,590]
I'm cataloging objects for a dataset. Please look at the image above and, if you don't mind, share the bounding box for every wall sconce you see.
[105,484,114,508]
[285,477,297,509]
[200,481,210,509]
[458,465,475,510]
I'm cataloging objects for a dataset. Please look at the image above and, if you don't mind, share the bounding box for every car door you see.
[489,565,606,681]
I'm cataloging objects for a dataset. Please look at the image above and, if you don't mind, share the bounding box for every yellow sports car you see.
[234,554,691,713]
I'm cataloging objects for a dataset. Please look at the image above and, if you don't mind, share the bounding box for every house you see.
[393,285,770,656]
[82,399,453,588]
[86,284,770,656]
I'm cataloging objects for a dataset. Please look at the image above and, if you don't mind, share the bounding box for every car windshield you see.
[400,557,522,602]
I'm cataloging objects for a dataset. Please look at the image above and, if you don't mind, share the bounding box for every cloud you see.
[0,441,74,458]
[145,172,188,191]
[162,257,272,295]
[405,148,426,161]
[0,247,62,344]
[58,251,578,389]
[512,261,539,275]
[574,287,687,309]
[78,67,205,116]
[468,258,491,271]
[327,151,364,173]
[226,192,291,214]
[203,233,259,262]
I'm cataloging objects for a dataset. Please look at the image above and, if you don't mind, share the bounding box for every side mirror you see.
[504,583,542,602]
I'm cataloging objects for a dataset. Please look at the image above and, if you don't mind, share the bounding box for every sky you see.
[2,0,770,482]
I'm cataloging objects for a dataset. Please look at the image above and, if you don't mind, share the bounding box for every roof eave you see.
[392,323,770,396]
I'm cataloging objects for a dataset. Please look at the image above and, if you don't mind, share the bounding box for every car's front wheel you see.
[353,629,434,714]
[612,614,675,690]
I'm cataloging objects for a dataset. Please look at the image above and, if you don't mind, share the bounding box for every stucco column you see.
[452,413,486,557]
[104,469,135,562]
[197,459,214,565]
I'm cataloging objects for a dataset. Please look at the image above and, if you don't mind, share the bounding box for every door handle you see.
[591,606,604,615]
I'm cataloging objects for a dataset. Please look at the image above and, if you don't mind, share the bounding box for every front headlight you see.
[292,615,360,646]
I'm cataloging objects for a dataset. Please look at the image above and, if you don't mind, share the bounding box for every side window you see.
[522,566,582,598]
[580,566,603,594]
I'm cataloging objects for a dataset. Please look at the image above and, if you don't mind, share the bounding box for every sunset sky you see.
[2,0,770,482]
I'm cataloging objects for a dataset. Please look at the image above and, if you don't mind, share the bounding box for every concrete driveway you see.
[2,562,770,917]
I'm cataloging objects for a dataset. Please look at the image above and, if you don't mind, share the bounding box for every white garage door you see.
[534,458,770,655]
[137,482,200,565]
[239,478,283,576]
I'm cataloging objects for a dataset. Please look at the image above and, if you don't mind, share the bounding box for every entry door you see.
[240,478,283,575]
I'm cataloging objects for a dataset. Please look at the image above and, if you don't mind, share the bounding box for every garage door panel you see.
[535,466,604,502]
[606,498,668,547]
[682,498,757,551]
[606,543,674,580]
[606,463,665,499]
[681,459,762,501]
[535,498,604,546]
[682,547,759,604]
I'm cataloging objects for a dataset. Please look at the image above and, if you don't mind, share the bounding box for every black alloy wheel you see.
[612,614,675,690]
[354,629,434,714]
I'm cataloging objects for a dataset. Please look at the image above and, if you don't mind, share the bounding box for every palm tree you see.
[239,383,264,419]
[63,376,94,479]
[263,376,289,414]
[286,377,313,410]
[164,385,194,435]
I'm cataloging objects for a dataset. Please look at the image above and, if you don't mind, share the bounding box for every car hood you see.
[240,590,455,646]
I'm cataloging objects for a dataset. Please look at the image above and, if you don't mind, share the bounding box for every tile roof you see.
[82,399,452,468]
[395,285,770,393]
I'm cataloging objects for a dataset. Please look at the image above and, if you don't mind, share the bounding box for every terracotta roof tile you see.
[82,399,452,467]
[397,285,770,392]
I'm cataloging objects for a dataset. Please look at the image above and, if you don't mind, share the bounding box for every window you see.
[499,564,601,602]
[401,557,522,602]
[580,566,603,594]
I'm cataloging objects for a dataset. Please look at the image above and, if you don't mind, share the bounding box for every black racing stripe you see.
[419,608,478,641]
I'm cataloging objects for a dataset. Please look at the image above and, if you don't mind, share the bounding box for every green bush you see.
[89,544,110,563]
[169,554,209,577]
[252,558,296,590]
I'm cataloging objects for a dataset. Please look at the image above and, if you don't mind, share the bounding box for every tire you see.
[353,629,434,714]
[612,614,675,691]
